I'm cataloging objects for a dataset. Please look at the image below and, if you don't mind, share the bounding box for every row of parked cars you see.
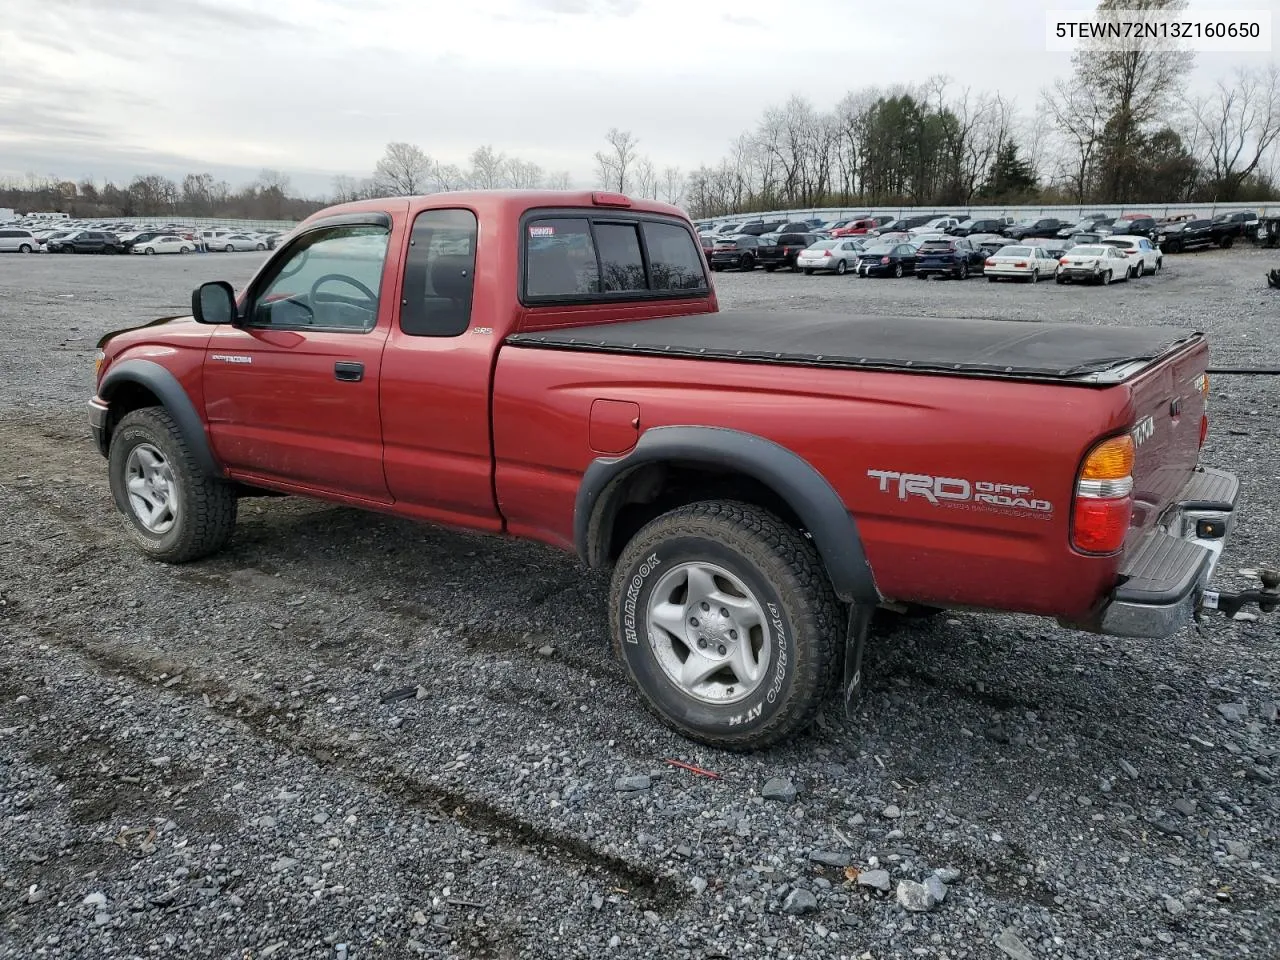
[0,219,290,255]
[705,226,1165,285]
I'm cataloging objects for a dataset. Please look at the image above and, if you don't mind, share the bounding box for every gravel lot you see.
[1,247,1277,959]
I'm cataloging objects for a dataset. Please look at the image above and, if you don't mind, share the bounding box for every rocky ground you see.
[0,246,1276,959]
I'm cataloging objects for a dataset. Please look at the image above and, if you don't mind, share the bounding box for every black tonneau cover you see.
[506,311,1200,382]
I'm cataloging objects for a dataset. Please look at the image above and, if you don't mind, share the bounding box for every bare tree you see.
[373,141,433,195]
[469,145,508,189]
[331,174,363,203]
[1188,64,1280,200]
[546,170,573,190]
[633,157,658,199]
[1042,76,1107,203]
[507,158,544,189]
[660,166,685,205]
[594,128,639,191]
[431,163,468,192]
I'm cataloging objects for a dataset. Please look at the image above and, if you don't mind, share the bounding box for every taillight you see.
[984,258,995,266]
[1059,257,1069,265]
[1199,414,1209,447]
[880,256,890,264]
[1014,261,1028,267]
[1072,434,1135,554]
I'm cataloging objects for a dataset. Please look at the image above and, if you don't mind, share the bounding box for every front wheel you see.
[107,408,238,563]
[224,244,234,253]
[1221,235,1234,249]
[256,243,266,250]
[144,247,155,255]
[610,501,841,750]
[893,263,903,278]
[740,256,754,271]
[18,243,32,254]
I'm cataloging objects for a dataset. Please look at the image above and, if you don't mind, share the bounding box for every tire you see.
[987,276,997,283]
[1155,258,1162,273]
[1102,270,1113,285]
[180,246,190,254]
[763,265,776,273]
[892,263,903,278]
[1029,269,1040,283]
[144,247,155,255]
[224,244,234,253]
[108,407,237,563]
[1221,235,1234,249]
[833,261,845,276]
[18,244,32,254]
[609,501,841,750]
[1055,274,1066,284]
[917,272,928,280]
[740,255,754,271]
[958,262,969,280]
[256,243,266,250]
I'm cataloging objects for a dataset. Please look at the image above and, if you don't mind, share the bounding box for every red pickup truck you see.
[89,190,1274,750]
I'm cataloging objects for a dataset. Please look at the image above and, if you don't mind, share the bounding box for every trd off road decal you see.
[622,553,661,644]
[867,470,1053,517]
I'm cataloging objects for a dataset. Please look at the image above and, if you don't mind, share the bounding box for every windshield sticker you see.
[529,225,555,237]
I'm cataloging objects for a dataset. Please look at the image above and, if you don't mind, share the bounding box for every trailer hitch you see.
[1200,568,1280,619]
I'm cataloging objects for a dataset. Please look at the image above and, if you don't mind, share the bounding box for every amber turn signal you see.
[1080,434,1134,481]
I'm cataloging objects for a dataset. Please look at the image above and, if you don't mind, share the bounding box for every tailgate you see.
[1125,339,1208,541]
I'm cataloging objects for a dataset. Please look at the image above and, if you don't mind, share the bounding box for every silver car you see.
[795,239,864,275]
[0,228,38,253]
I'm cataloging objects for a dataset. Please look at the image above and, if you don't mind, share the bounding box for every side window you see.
[526,218,600,298]
[642,221,707,291]
[249,224,389,332]
[595,223,646,292]
[399,209,477,338]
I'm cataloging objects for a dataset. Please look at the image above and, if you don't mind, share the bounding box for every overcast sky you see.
[0,0,1273,196]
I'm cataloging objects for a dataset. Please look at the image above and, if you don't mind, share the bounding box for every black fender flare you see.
[574,425,879,604]
[98,358,223,478]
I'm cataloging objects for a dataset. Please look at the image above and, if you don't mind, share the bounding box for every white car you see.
[796,239,864,275]
[215,233,268,252]
[0,228,38,253]
[909,217,962,235]
[133,235,194,255]
[1055,244,1135,284]
[1100,235,1162,276]
[984,245,1059,282]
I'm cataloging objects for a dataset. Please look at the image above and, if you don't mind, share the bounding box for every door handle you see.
[334,361,364,382]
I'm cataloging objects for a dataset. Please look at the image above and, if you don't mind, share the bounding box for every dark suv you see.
[709,235,764,271]
[756,232,820,271]
[1104,216,1159,240]
[1003,218,1066,240]
[914,237,985,279]
[735,220,786,236]
[46,230,126,254]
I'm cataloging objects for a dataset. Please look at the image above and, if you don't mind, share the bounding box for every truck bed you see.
[507,311,1200,383]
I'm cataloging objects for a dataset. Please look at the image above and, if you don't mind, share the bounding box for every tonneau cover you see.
[506,311,1200,382]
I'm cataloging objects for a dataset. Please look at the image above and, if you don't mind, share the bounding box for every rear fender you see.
[575,425,879,604]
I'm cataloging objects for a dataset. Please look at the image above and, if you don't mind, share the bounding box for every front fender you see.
[96,358,223,477]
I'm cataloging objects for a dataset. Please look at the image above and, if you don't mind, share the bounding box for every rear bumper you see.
[1096,467,1239,638]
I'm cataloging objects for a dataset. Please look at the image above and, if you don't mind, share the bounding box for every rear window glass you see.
[999,246,1033,256]
[524,216,707,300]
[642,221,707,291]
[918,240,955,252]
[1069,246,1107,256]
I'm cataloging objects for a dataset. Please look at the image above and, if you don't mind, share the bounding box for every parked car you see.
[984,244,1059,282]
[1103,215,1158,240]
[46,230,126,254]
[215,233,269,252]
[1055,244,1135,284]
[970,234,1013,257]
[1003,218,1067,240]
[856,242,917,277]
[133,235,195,255]
[831,217,880,237]
[1154,218,1215,253]
[756,232,820,272]
[1055,214,1113,238]
[1101,235,1163,275]
[709,235,763,271]
[910,217,963,236]
[88,189,1260,750]
[0,228,38,253]
[1210,211,1254,246]
[1038,241,1069,260]
[776,221,814,233]
[796,238,865,275]
[121,230,174,252]
[735,221,785,236]
[871,231,913,245]
[712,223,742,235]
[914,237,985,279]
[1063,231,1106,249]
[950,217,1014,236]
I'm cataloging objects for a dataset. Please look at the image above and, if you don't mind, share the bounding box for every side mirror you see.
[192,281,237,324]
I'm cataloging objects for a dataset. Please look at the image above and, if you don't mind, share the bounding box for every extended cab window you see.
[249,224,389,332]
[524,214,707,302]
[400,209,477,337]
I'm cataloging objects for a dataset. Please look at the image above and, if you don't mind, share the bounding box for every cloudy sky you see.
[0,0,1272,196]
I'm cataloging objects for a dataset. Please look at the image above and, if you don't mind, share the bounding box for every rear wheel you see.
[893,263,903,278]
[1055,274,1066,284]
[1221,235,1234,249]
[224,244,234,252]
[958,262,969,280]
[18,243,32,254]
[833,261,845,275]
[1029,269,1040,283]
[256,242,266,250]
[740,255,754,271]
[145,247,155,255]
[610,501,841,750]
[1102,269,1113,285]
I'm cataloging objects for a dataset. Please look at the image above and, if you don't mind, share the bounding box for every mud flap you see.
[843,604,874,716]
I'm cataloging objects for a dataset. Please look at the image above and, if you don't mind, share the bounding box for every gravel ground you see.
[0,247,1277,959]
